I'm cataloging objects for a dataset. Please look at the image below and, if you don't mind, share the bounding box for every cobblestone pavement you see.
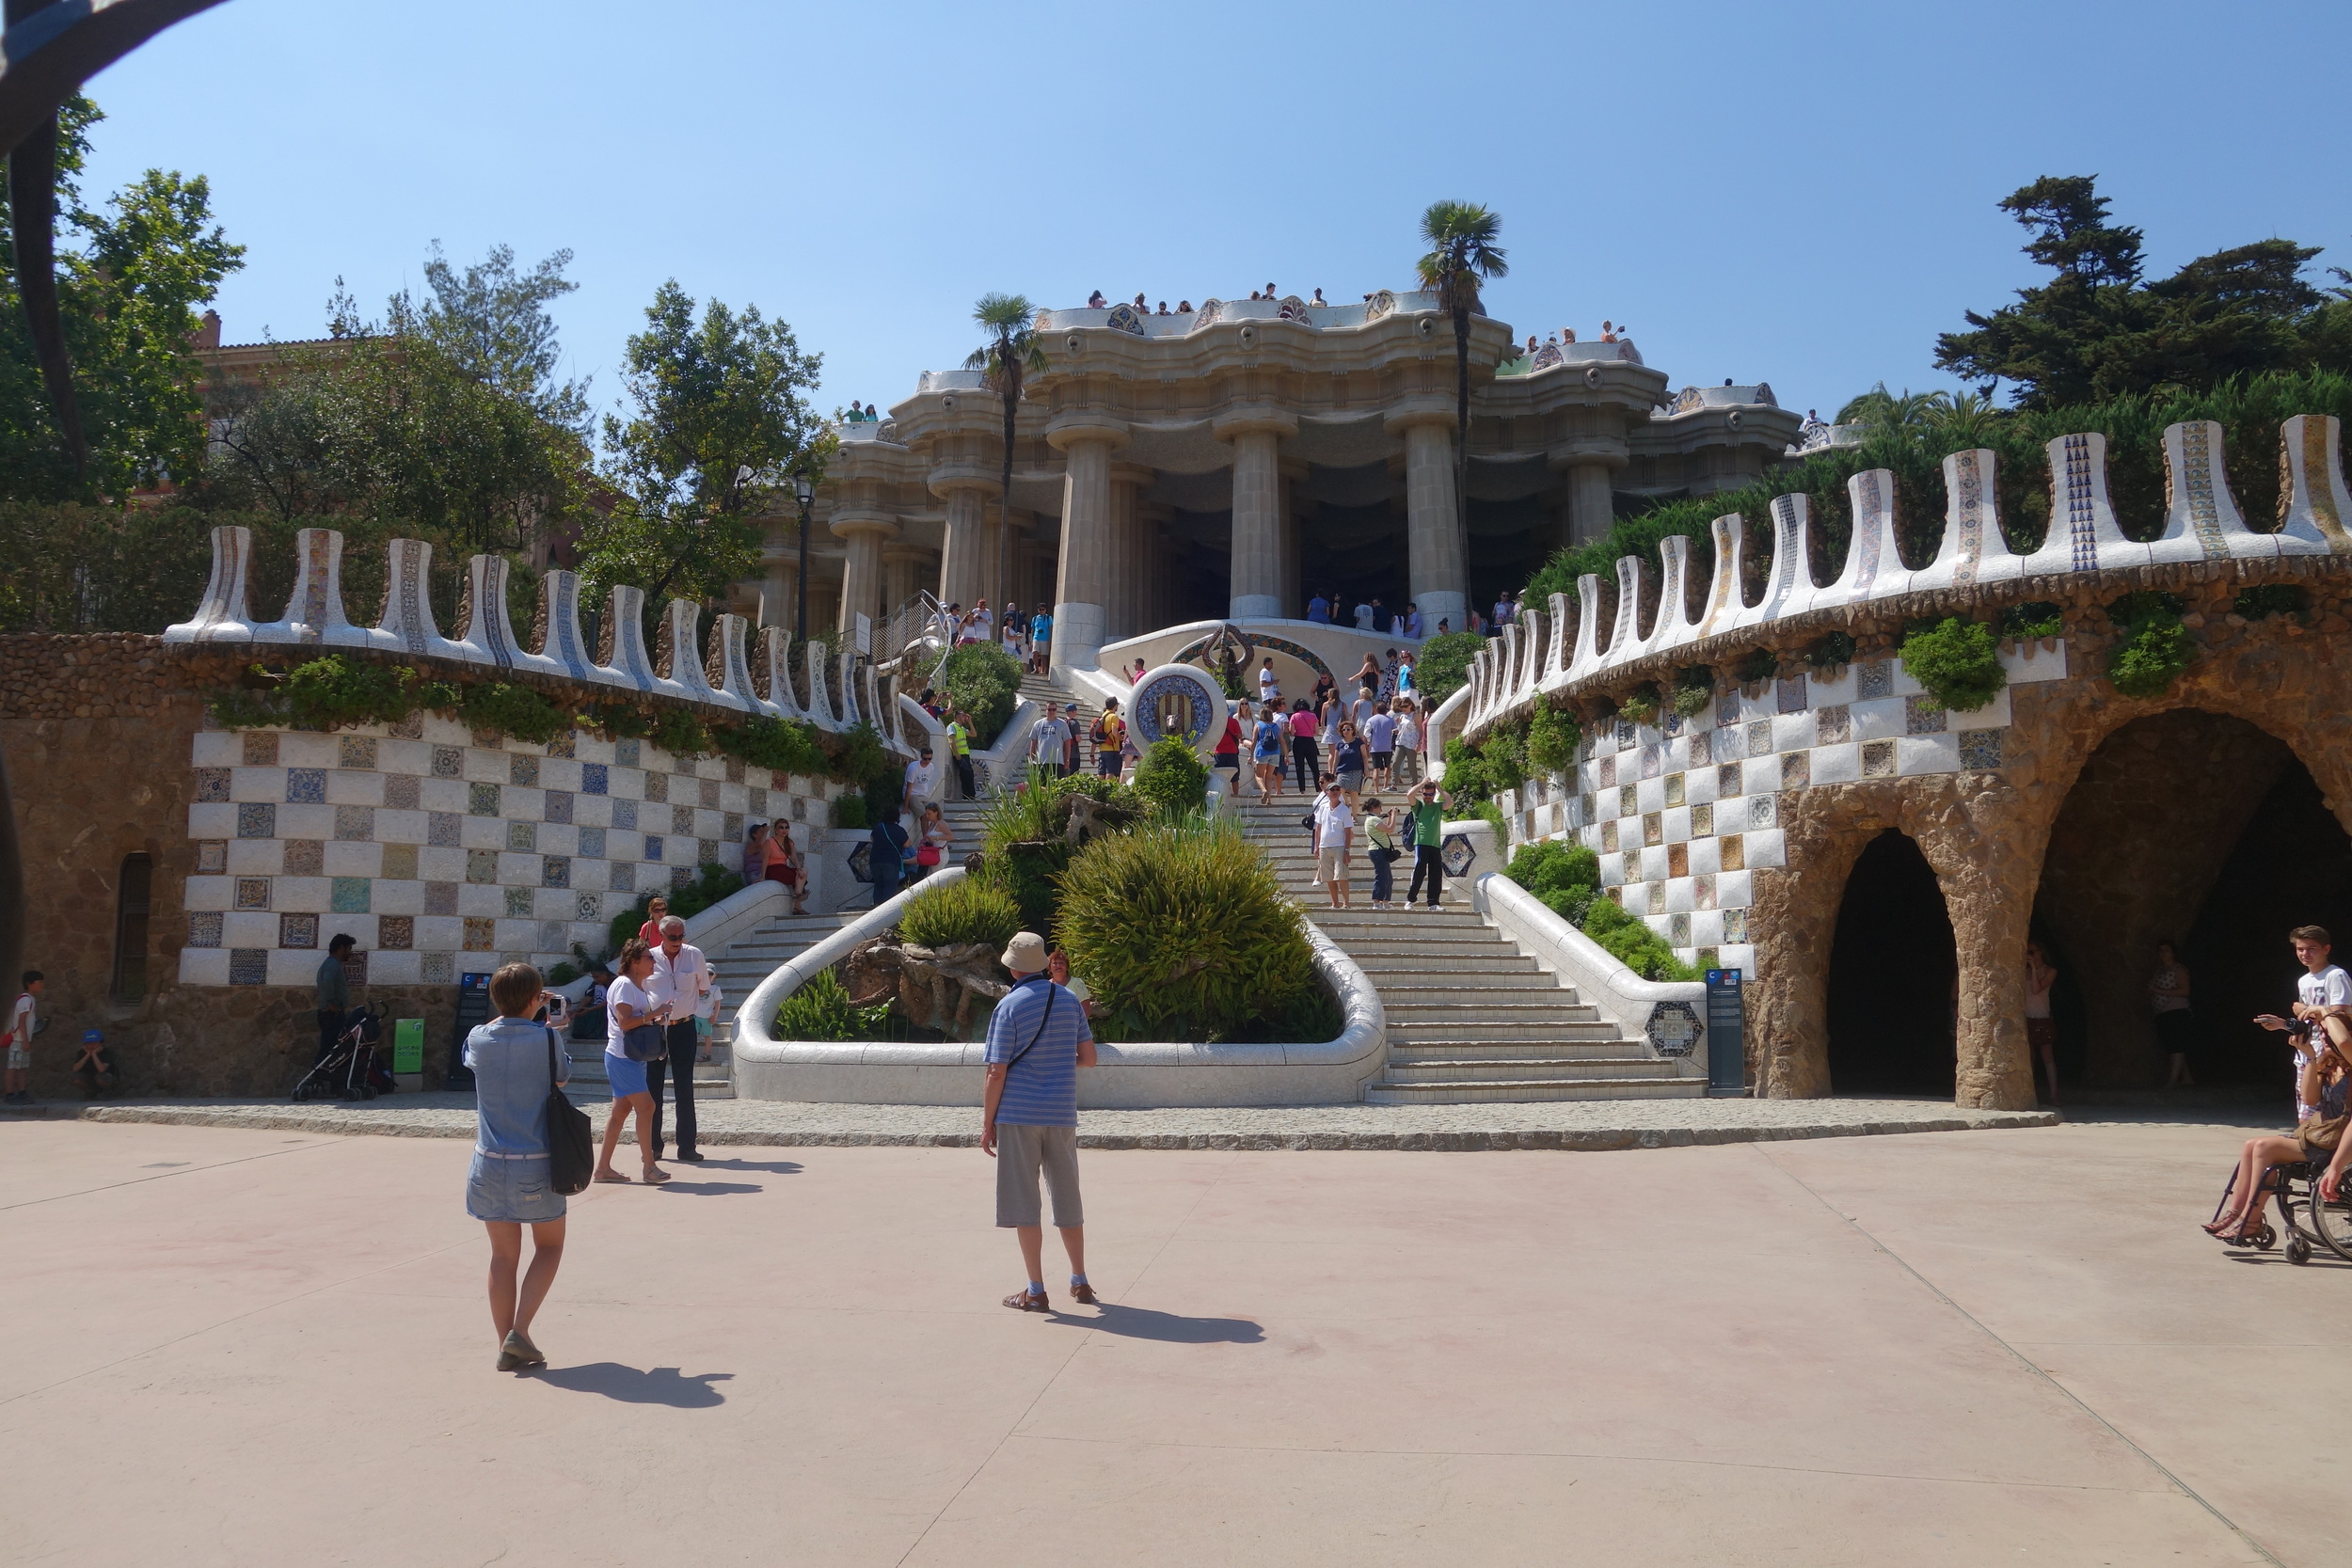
[64,1092,2067,1149]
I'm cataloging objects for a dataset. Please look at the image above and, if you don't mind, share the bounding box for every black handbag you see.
[620,1021,666,1062]
[543,1028,595,1196]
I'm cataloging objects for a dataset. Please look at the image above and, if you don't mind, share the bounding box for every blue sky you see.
[79,0,2352,427]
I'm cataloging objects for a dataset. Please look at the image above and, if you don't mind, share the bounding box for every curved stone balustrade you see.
[1459,414,2352,739]
[1032,289,1441,337]
[1496,338,1646,375]
[161,525,899,742]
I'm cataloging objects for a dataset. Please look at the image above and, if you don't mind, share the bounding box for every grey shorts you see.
[994,1121,1083,1228]
[5,1042,25,1071]
[466,1151,566,1224]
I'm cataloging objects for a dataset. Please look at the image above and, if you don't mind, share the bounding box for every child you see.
[465,962,572,1372]
[5,970,39,1103]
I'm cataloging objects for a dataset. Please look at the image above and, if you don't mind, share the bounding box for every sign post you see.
[391,1017,424,1091]
[1703,968,1746,1094]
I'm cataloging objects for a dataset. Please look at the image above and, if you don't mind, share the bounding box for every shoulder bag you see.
[543,1027,595,1196]
[619,994,667,1061]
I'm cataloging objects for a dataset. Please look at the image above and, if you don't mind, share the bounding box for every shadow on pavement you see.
[691,1159,804,1175]
[532,1364,734,1405]
[1048,1302,1264,1344]
[651,1180,764,1196]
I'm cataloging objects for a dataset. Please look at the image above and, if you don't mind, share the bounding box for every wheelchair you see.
[2210,1158,2352,1265]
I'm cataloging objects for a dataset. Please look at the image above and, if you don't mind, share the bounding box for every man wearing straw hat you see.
[981,930,1098,1311]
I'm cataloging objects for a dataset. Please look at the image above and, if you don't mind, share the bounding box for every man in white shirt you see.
[645,916,712,1163]
[1403,604,1423,640]
[1030,705,1073,779]
[1352,599,1374,631]
[903,744,941,815]
[1312,776,1355,911]
[1258,658,1280,705]
[2258,925,2352,1119]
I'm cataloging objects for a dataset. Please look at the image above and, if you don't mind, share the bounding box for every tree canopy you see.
[1935,174,2350,406]
[0,95,244,502]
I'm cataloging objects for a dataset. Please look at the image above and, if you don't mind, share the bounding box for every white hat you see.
[1000,931,1048,973]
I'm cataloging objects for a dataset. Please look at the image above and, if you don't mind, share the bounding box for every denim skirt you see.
[466,1151,565,1223]
[605,1050,650,1099]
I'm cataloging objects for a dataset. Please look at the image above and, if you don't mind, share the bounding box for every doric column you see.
[929,471,997,611]
[1044,415,1129,674]
[757,523,798,632]
[1214,408,1297,621]
[1104,462,1152,641]
[1549,436,1629,551]
[830,512,898,636]
[1389,403,1466,627]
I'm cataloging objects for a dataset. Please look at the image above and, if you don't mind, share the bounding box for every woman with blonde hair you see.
[594,940,672,1187]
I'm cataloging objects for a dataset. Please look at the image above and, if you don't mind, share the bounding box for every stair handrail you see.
[1470,873,1710,1081]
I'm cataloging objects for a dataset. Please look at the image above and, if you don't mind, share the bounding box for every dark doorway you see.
[2185,762,2352,1087]
[1827,830,1959,1095]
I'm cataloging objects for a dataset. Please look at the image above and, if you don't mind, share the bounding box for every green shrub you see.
[1506,837,1601,902]
[773,967,893,1041]
[2106,592,2193,699]
[939,643,1023,747]
[832,794,870,830]
[546,960,580,986]
[898,877,1023,951]
[1441,734,1495,802]
[1615,684,1661,728]
[717,715,830,780]
[1055,814,1320,1043]
[1131,736,1208,816]
[649,705,710,760]
[1414,630,1486,704]
[1671,667,1715,719]
[2233,583,2309,622]
[1733,646,1779,685]
[601,863,745,956]
[1524,702,1580,776]
[1803,630,1856,669]
[458,682,573,745]
[975,768,1147,937]
[1899,616,2007,712]
[823,722,892,786]
[1998,600,2065,640]
[1478,722,1528,795]
[1582,895,1698,982]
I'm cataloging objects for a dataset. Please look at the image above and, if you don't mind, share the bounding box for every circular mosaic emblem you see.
[1133,668,1220,751]
[1439,832,1477,879]
[1645,1001,1704,1058]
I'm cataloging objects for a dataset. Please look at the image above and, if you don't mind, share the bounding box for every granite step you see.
[1363,1077,1707,1103]
[1380,1055,1673,1082]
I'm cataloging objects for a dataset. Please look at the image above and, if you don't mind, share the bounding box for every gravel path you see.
[56,1093,2074,1151]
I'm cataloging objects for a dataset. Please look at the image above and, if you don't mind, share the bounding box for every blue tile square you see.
[469,782,501,816]
[612,799,638,831]
[1959,727,2006,769]
[194,768,230,802]
[580,763,609,796]
[543,790,574,824]
[427,812,462,847]
[187,911,223,947]
[644,835,664,862]
[330,877,371,913]
[542,855,571,889]
[615,739,641,768]
[236,802,277,839]
[284,768,326,804]
[1905,695,1946,736]
[431,746,464,778]
[579,826,607,859]
[229,948,268,986]
[669,866,693,891]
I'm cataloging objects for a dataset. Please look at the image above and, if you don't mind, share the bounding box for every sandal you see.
[641,1165,673,1184]
[1002,1288,1049,1312]
[593,1169,630,1184]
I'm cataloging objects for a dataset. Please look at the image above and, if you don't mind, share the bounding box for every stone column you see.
[930,476,995,610]
[1214,409,1297,622]
[757,527,799,632]
[1045,416,1128,674]
[829,512,897,637]
[1105,463,1153,641]
[1389,405,1466,628]
[1549,443,1626,551]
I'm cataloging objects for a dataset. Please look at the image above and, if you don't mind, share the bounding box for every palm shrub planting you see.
[1055,813,1321,1043]
[898,876,1022,951]
[773,968,892,1041]
[1130,736,1208,816]
[976,767,1145,936]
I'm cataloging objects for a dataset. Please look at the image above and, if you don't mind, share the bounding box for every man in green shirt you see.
[947,712,976,800]
[1405,780,1454,910]
[315,933,357,1065]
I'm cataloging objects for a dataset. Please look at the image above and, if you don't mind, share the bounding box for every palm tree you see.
[964,293,1049,611]
[1415,201,1508,555]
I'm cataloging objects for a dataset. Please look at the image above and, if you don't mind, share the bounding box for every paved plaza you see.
[4,1114,2345,1566]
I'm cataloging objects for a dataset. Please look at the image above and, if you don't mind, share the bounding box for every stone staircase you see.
[1225,798,1701,1103]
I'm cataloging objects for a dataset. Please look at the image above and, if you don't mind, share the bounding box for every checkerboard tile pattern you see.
[179,714,836,988]
[1497,641,2067,980]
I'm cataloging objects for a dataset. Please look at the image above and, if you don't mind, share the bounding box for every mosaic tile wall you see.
[1498,642,2067,979]
[177,714,839,989]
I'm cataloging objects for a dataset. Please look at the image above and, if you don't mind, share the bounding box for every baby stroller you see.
[293,1006,387,1102]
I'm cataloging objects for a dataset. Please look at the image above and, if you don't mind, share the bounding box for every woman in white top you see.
[2149,942,2195,1088]
[1000,610,1025,661]
[595,939,673,1185]
[1393,701,1422,787]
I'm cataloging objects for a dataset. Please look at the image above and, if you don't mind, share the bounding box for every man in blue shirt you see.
[1306,592,1330,624]
[982,931,1098,1310]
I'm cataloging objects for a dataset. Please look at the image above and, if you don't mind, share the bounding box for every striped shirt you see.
[984,975,1091,1127]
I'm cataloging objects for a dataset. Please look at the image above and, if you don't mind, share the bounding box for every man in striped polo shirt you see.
[981,931,1098,1311]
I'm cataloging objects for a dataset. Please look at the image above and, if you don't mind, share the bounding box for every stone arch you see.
[1826,830,1960,1094]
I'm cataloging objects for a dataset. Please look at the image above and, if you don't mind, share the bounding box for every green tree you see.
[586,279,830,613]
[413,242,591,432]
[964,293,1047,610]
[1936,174,2340,406]
[1415,200,1507,575]
[0,95,243,501]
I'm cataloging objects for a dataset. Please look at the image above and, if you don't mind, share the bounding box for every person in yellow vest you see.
[1089,701,1126,780]
[947,712,976,800]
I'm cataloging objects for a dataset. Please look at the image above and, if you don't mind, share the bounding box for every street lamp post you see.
[794,470,815,644]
